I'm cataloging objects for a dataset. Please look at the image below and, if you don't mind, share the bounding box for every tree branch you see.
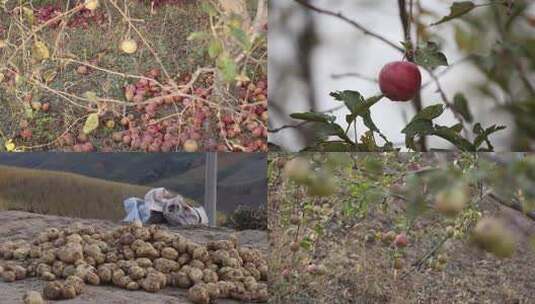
[293,0,404,53]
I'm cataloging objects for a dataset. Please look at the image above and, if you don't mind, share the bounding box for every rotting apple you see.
[378,61,421,101]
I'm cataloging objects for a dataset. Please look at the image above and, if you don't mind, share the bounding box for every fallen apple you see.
[84,0,99,11]
[120,39,138,54]
[393,233,409,248]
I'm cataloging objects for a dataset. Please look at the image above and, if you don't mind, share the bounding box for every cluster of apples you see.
[33,2,105,29]
[0,70,19,87]
[15,95,51,141]
[216,79,268,151]
[35,5,62,26]
[138,0,194,7]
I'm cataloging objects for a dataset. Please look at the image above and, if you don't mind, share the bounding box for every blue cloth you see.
[123,197,151,223]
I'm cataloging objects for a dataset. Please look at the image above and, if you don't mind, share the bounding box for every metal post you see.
[204,152,218,227]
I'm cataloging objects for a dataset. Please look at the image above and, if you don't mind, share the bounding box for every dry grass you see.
[0,165,149,220]
[268,153,535,304]
[0,0,268,152]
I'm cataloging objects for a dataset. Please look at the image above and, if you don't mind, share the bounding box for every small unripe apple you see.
[290,242,300,252]
[289,215,301,225]
[435,186,468,217]
[306,264,326,275]
[307,173,336,197]
[472,217,515,258]
[31,101,42,111]
[77,65,88,75]
[382,231,396,245]
[20,129,33,139]
[446,225,455,238]
[112,132,123,142]
[283,157,311,184]
[84,0,99,10]
[394,233,409,248]
[183,139,199,152]
[120,39,138,54]
[393,257,403,269]
[378,61,421,101]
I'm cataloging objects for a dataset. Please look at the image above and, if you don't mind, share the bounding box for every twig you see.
[425,68,470,136]
[17,115,89,150]
[331,72,377,83]
[57,58,165,87]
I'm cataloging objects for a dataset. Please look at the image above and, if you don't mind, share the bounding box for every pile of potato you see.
[0,221,269,304]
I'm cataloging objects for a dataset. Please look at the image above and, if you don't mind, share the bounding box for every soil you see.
[0,211,268,304]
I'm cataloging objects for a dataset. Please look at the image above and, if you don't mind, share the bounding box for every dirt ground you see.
[0,211,268,304]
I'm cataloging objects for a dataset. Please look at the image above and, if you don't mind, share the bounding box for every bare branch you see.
[293,0,404,53]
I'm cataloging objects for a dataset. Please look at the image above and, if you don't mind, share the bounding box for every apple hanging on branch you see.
[379,61,421,102]
[283,41,505,152]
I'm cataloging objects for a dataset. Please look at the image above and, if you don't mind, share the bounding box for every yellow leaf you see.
[0,39,6,48]
[0,73,4,83]
[83,113,99,135]
[235,73,250,84]
[5,139,15,152]
[42,69,57,84]
[32,41,50,61]
[83,91,98,103]
[22,7,35,25]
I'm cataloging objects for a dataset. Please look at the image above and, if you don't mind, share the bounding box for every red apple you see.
[393,233,409,248]
[379,61,421,101]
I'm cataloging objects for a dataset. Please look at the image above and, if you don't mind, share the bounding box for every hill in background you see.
[0,153,266,218]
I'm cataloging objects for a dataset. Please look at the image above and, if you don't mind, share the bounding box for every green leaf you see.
[200,2,217,16]
[330,91,382,124]
[230,26,251,51]
[83,113,99,135]
[308,122,351,144]
[454,25,479,52]
[433,125,475,151]
[402,119,435,137]
[412,104,445,121]
[290,112,336,124]
[303,142,354,152]
[22,7,35,25]
[361,130,379,152]
[187,31,209,41]
[208,40,223,59]
[83,91,98,102]
[362,111,391,145]
[473,123,506,150]
[32,41,50,61]
[432,1,476,26]
[216,55,237,82]
[300,237,313,251]
[453,93,473,122]
[450,123,464,133]
[414,42,449,70]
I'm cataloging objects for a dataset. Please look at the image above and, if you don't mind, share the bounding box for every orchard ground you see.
[0,211,267,303]
[0,1,267,152]
[268,153,535,304]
